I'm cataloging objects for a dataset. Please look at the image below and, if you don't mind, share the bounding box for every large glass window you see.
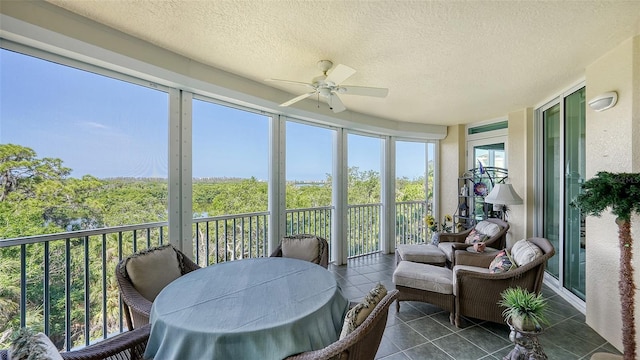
[0,49,169,235]
[347,133,382,256]
[395,141,431,245]
[191,99,270,262]
[0,48,169,348]
[285,121,333,238]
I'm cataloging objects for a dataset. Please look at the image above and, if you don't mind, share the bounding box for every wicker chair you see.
[438,218,510,267]
[453,237,555,326]
[285,290,399,360]
[0,324,150,360]
[270,234,329,269]
[116,244,200,330]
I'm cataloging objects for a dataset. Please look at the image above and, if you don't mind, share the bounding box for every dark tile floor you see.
[328,253,622,360]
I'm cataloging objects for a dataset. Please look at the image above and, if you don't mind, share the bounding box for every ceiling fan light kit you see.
[266,60,389,113]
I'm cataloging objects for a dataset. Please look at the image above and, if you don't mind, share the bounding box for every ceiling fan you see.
[266,60,389,113]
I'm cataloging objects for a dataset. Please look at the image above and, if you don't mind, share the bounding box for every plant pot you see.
[511,316,538,332]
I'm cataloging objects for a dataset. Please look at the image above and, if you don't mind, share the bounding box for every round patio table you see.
[144,257,349,360]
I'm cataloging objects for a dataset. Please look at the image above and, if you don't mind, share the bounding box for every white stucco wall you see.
[440,125,466,224]
[584,35,640,352]
[506,108,534,246]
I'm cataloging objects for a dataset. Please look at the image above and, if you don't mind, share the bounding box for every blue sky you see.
[1,48,428,181]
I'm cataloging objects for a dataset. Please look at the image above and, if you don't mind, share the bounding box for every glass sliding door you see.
[539,87,586,300]
[542,104,561,279]
[563,89,586,299]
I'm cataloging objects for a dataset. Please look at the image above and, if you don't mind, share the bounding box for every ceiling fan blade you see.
[280,91,316,107]
[265,78,315,89]
[338,85,389,98]
[329,94,346,113]
[325,64,356,85]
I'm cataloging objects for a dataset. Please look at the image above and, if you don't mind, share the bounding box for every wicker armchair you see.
[0,324,150,360]
[453,237,555,326]
[438,218,510,266]
[116,244,200,330]
[285,290,399,360]
[270,234,329,269]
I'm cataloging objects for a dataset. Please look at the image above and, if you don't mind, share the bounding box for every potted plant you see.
[499,287,549,332]
[572,172,640,360]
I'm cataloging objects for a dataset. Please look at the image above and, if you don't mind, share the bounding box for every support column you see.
[332,129,348,265]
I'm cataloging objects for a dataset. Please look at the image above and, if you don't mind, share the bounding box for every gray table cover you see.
[144,257,349,359]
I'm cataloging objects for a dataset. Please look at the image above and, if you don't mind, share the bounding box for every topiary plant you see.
[572,171,640,360]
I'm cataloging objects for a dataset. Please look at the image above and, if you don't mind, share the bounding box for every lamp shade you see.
[484,183,523,205]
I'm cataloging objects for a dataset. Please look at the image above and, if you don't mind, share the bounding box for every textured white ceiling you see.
[45,0,640,126]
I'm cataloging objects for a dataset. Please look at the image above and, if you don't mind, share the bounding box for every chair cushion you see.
[393,261,453,294]
[465,229,488,244]
[452,265,491,296]
[125,245,182,301]
[488,249,515,273]
[339,284,387,339]
[396,244,446,265]
[437,242,456,262]
[281,235,322,263]
[474,221,502,237]
[510,239,543,267]
[9,329,63,360]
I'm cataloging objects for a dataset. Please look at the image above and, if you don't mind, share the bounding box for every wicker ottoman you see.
[395,244,446,266]
[393,260,455,324]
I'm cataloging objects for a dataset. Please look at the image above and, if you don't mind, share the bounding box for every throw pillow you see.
[339,284,387,339]
[465,229,488,244]
[125,245,182,301]
[431,232,440,246]
[474,221,502,237]
[9,328,63,360]
[489,249,515,273]
[510,239,544,267]
[281,235,321,263]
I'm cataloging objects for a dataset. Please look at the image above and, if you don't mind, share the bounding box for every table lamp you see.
[484,183,523,221]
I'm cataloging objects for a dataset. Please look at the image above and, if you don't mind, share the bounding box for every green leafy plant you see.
[572,171,640,360]
[499,287,549,332]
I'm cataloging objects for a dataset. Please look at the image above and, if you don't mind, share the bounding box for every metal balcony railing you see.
[395,200,428,245]
[0,203,429,350]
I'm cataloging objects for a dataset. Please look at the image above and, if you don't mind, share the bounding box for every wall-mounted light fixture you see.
[588,91,618,112]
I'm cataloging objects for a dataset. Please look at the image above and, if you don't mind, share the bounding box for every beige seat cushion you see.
[452,265,490,296]
[510,239,543,266]
[396,244,446,265]
[339,284,387,339]
[125,245,182,301]
[474,221,502,237]
[281,236,322,263]
[393,261,453,295]
[437,242,456,262]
